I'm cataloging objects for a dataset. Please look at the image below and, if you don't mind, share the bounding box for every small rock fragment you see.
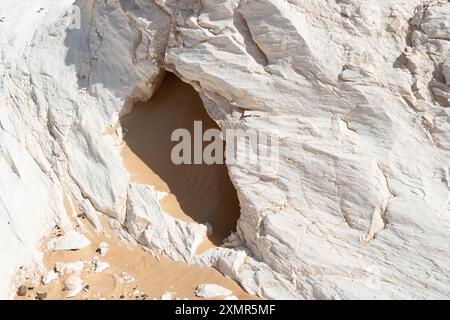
[195,284,233,298]
[36,292,47,300]
[64,275,84,298]
[225,295,239,300]
[133,289,143,296]
[17,285,27,297]
[42,271,58,285]
[49,230,91,251]
[386,20,402,33]
[54,261,84,274]
[160,291,175,300]
[216,250,247,277]
[94,261,110,273]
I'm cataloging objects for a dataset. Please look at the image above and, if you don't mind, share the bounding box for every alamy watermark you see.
[171,121,280,174]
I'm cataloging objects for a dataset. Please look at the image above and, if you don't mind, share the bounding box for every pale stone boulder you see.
[125,183,207,262]
[443,59,450,85]
[48,231,91,251]
[1,0,450,300]
[94,261,110,273]
[195,284,233,298]
[64,275,84,298]
[54,261,85,274]
[41,271,58,285]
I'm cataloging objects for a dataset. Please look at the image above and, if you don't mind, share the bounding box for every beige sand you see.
[120,72,241,246]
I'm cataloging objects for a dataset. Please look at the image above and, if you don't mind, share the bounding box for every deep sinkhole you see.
[120,72,241,246]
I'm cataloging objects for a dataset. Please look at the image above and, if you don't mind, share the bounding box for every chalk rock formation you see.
[0,0,449,299]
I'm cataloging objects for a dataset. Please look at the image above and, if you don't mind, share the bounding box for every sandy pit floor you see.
[120,72,241,247]
[14,72,252,300]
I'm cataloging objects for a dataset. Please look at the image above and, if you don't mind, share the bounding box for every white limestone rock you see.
[125,183,207,262]
[64,275,84,298]
[1,0,450,300]
[166,0,450,299]
[160,292,175,300]
[96,242,109,256]
[119,272,135,284]
[94,261,110,273]
[443,59,450,85]
[339,68,364,82]
[195,247,247,278]
[420,5,450,41]
[54,261,85,274]
[195,284,233,298]
[48,231,91,251]
[41,271,58,285]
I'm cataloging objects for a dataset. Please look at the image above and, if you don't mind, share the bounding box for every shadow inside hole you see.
[120,72,241,246]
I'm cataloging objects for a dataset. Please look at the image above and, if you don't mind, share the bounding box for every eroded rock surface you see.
[0,0,449,299]
[48,230,91,251]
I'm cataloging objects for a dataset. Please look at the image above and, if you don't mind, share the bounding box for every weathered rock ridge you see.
[0,0,449,299]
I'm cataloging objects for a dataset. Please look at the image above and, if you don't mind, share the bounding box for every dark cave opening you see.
[120,72,241,246]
